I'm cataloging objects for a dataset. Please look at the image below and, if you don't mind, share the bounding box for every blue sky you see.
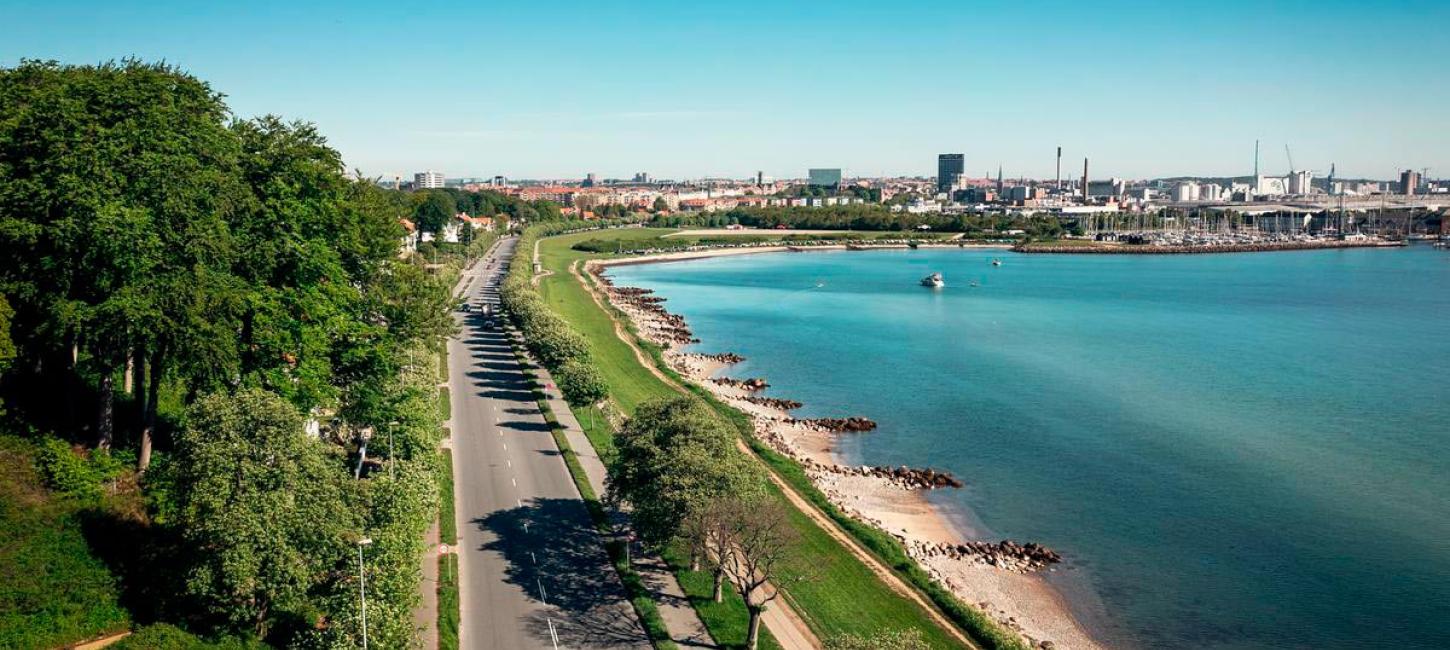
[3,0,1446,180]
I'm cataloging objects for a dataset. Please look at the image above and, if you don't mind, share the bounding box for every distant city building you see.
[756,170,765,186]
[1288,170,1313,195]
[1006,185,1037,201]
[937,154,964,194]
[1200,183,1224,202]
[1254,175,1287,197]
[414,170,445,189]
[1401,169,1420,195]
[582,173,598,188]
[1172,182,1200,202]
[1088,178,1125,198]
[808,168,842,187]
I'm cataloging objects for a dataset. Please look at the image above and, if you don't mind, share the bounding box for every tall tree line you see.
[0,59,454,645]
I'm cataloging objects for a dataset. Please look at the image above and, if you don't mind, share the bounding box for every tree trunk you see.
[96,371,114,450]
[123,354,134,393]
[746,607,762,650]
[138,347,162,472]
[712,567,725,603]
[134,349,148,422]
[689,547,700,572]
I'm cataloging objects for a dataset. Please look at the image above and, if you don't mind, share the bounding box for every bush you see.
[35,438,99,498]
[110,623,268,649]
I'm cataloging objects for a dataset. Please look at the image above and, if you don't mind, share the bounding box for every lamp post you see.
[357,538,373,649]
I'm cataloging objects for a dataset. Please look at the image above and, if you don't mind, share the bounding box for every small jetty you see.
[920,272,944,288]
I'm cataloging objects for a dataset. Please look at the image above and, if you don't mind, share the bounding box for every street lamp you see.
[357,538,373,649]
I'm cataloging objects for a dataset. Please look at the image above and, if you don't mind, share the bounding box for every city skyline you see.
[3,0,1447,180]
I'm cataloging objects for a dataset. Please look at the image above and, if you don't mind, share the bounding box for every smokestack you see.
[1082,158,1089,201]
[1055,146,1062,191]
[1253,139,1259,178]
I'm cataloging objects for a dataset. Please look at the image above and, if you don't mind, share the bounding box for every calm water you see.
[610,245,1450,649]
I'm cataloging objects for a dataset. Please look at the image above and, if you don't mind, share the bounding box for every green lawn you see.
[533,229,970,648]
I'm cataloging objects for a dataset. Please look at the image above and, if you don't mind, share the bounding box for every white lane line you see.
[506,460,511,468]
[511,477,517,487]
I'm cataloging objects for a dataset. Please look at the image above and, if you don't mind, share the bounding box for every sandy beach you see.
[590,250,1108,650]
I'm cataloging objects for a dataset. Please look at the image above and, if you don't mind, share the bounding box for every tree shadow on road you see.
[476,497,649,648]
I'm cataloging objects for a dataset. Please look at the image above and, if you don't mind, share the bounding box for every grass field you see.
[532,228,970,648]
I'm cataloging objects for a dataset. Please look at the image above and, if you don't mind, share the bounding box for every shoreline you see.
[588,246,1108,650]
[1015,239,1405,254]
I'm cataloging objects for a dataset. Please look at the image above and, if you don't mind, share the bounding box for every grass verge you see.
[438,449,457,545]
[438,554,459,650]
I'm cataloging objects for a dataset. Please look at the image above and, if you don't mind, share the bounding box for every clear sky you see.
[3,0,1446,181]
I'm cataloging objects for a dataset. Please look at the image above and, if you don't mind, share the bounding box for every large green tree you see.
[173,389,357,635]
[607,397,764,548]
[412,190,455,234]
[0,60,242,451]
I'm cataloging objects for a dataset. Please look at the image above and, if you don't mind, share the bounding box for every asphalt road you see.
[450,236,649,650]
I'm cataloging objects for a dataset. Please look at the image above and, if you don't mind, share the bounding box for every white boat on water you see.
[991,258,1003,266]
[920,272,944,288]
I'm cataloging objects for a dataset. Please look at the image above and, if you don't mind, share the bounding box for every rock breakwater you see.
[914,539,1063,573]
[790,416,878,432]
[710,376,770,391]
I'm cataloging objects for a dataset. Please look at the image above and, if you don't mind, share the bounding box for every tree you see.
[555,359,608,428]
[607,397,764,549]
[413,190,455,234]
[0,60,243,450]
[172,389,357,634]
[718,500,798,650]
[652,196,669,213]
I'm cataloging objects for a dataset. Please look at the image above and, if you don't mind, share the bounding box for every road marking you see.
[537,578,549,604]
[506,460,511,468]
[511,477,517,487]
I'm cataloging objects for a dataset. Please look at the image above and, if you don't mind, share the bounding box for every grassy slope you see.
[0,435,131,649]
[534,229,964,648]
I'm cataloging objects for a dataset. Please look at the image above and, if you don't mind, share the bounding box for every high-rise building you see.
[937,154,964,193]
[756,171,765,186]
[414,170,445,189]
[582,173,598,188]
[1401,169,1421,195]
[808,168,842,187]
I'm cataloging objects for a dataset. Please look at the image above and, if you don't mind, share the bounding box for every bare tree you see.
[719,500,798,650]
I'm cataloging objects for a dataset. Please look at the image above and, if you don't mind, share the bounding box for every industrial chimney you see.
[1081,158,1089,201]
[1056,146,1062,191]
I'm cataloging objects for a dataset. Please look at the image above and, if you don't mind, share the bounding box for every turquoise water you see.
[610,245,1450,649]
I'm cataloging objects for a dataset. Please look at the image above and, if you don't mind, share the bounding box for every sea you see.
[608,244,1450,649]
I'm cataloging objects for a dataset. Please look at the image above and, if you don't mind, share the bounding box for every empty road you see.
[449,236,648,650]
